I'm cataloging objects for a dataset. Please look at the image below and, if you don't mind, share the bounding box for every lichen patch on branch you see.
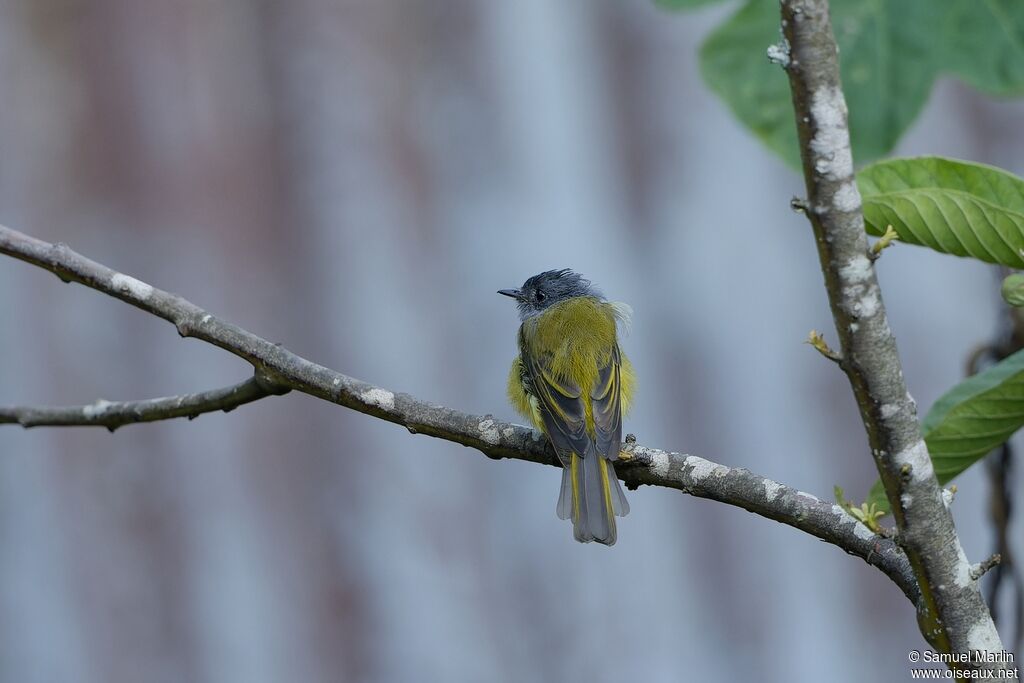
[808,87,853,182]
[831,505,876,542]
[360,388,395,411]
[110,273,154,300]
[477,418,501,445]
[763,479,785,502]
[967,622,1004,654]
[894,440,934,483]
[650,450,670,478]
[838,254,872,282]
[684,456,728,482]
[832,181,861,213]
[82,399,114,418]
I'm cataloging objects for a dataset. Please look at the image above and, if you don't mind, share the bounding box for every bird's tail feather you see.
[556,446,628,546]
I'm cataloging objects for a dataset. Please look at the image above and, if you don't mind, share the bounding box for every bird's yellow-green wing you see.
[591,344,623,458]
[520,334,627,544]
[520,344,589,465]
[590,344,630,518]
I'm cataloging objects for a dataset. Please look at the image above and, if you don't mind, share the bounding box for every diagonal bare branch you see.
[0,222,918,602]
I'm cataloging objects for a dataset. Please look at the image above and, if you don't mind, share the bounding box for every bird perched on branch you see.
[499,269,635,545]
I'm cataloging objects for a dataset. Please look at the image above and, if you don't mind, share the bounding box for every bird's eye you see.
[535,290,546,303]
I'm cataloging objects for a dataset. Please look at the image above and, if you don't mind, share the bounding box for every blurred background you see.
[1,1,1023,681]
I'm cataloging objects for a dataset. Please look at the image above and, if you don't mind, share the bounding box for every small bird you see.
[499,269,635,545]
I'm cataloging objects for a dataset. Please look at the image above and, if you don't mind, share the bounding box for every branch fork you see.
[0,222,919,602]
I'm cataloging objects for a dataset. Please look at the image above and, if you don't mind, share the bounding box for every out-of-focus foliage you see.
[859,157,1024,268]
[655,0,722,7]
[1002,274,1024,307]
[660,0,1024,167]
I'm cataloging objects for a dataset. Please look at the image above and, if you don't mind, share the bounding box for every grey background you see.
[0,1,1021,681]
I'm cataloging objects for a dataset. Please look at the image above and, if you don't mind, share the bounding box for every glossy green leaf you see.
[858,157,1024,268]
[693,0,1024,167]
[866,348,1024,513]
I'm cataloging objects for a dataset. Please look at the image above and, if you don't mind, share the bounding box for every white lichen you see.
[477,418,500,445]
[808,87,853,181]
[854,290,880,317]
[942,487,955,508]
[111,273,153,300]
[200,314,212,324]
[83,399,114,418]
[810,86,845,129]
[831,504,875,541]
[332,377,341,386]
[838,254,872,283]
[967,621,1004,653]
[650,450,670,478]
[361,388,395,411]
[842,282,866,303]
[900,493,913,510]
[833,181,861,212]
[684,456,727,481]
[954,541,973,588]
[763,479,785,502]
[766,42,790,67]
[501,427,515,440]
[880,403,899,420]
[895,440,933,482]
[852,524,874,541]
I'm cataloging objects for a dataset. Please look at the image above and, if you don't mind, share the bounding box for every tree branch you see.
[779,0,1008,666]
[0,223,919,600]
[0,374,287,430]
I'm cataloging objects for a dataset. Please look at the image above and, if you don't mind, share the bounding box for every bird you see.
[499,269,635,545]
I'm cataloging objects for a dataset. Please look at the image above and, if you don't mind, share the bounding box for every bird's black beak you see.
[497,289,521,299]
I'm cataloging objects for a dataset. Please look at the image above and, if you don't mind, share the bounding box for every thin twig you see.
[806,329,843,364]
[973,554,1003,582]
[0,223,919,602]
[0,374,287,431]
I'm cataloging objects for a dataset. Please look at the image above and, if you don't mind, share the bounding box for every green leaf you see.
[700,0,797,164]
[940,0,1024,96]
[865,479,888,514]
[1003,274,1024,307]
[696,0,1024,167]
[866,348,1024,513]
[858,157,1024,268]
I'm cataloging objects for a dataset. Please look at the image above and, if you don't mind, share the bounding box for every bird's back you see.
[522,296,618,397]
[508,296,634,431]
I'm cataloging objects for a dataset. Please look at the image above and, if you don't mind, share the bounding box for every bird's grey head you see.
[498,269,601,320]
